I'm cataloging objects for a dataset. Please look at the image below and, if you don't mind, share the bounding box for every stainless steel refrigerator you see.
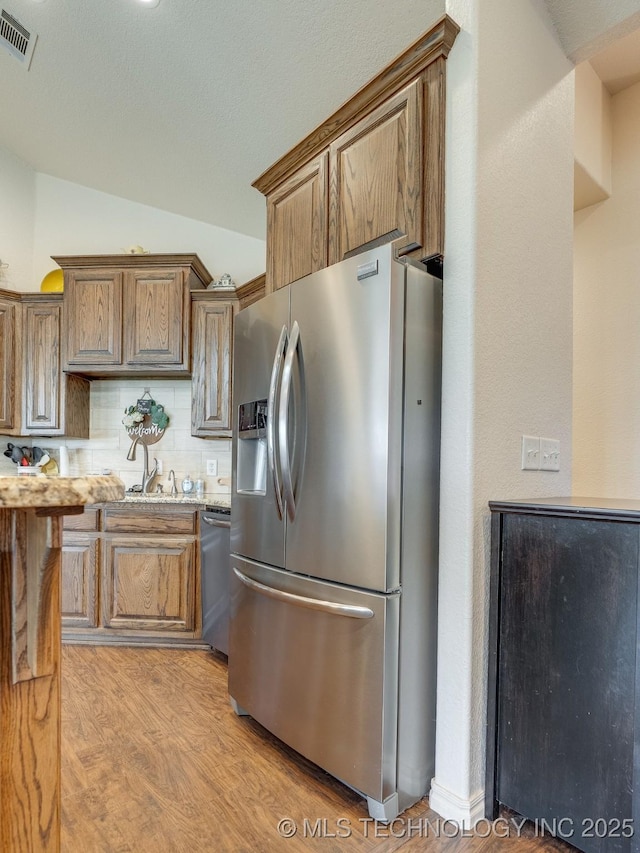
[229,243,441,821]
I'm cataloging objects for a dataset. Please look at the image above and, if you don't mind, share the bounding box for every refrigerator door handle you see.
[267,325,288,520]
[232,567,374,619]
[279,320,301,521]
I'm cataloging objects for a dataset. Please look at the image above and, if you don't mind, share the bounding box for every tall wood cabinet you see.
[22,294,90,436]
[254,15,458,292]
[190,290,237,437]
[54,254,212,376]
[0,292,19,432]
[487,498,640,853]
[0,290,90,437]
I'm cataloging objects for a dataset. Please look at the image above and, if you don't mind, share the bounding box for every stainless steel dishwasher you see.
[200,506,231,654]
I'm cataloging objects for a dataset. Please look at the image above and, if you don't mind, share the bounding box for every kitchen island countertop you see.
[0,473,125,508]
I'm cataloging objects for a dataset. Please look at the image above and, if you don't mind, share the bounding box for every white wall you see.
[574,80,640,498]
[0,147,36,290]
[32,175,266,291]
[433,0,574,824]
[574,62,612,210]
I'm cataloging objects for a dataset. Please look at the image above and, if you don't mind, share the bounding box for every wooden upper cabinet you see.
[124,268,185,366]
[328,80,422,264]
[0,294,18,431]
[191,292,236,437]
[55,254,212,376]
[267,153,328,290]
[64,270,123,366]
[0,291,89,437]
[22,297,90,436]
[253,15,458,292]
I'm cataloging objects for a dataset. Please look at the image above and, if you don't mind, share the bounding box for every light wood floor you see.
[61,646,571,852]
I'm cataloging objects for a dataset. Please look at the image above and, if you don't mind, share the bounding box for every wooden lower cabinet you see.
[101,535,195,633]
[61,532,99,628]
[61,504,202,646]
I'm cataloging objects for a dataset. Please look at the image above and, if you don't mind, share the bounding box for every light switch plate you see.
[540,437,560,471]
[521,435,540,470]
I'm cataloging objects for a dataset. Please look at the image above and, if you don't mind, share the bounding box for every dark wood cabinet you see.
[55,254,211,376]
[487,498,640,853]
[253,16,458,294]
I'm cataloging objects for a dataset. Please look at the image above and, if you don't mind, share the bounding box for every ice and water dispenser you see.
[236,399,268,494]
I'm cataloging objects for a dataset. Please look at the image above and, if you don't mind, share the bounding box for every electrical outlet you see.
[206,459,218,477]
[155,458,163,475]
[540,437,560,472]
[521,435,540,470]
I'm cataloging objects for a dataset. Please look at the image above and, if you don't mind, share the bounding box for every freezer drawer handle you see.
[267,325,288,520]
[202,516,231,529]
[232,567,374,619]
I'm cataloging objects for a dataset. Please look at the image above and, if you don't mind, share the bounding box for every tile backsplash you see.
[0,378,231,494]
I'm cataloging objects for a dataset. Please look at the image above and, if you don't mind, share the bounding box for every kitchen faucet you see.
[126,436,159,494]
[168,469,178,496]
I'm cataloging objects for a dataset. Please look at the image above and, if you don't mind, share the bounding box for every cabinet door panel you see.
[0,300,16,430]
[498,513,637,852]
[191,301,233,435]
[101,536,195,632]
[329,79,422,264]
[64,271,123,365]
[266,153,328,291]
[124,269,184,365]
[24,302,61,431]
[61,534,99,628]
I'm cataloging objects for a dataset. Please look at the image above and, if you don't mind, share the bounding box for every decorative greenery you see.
[122,399,169,430]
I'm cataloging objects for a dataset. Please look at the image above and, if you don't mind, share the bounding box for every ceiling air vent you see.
[0,9,37,68]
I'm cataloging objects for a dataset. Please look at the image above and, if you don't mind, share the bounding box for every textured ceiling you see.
[3,1,640,244]
[0,0,448,240]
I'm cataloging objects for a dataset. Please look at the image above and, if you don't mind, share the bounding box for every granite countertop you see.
[0,475,125,509]
[107,492,231,509]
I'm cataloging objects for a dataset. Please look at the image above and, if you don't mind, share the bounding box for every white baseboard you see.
[429,779,485,829]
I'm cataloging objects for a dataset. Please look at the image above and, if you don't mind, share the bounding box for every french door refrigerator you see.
[229,243,441,821]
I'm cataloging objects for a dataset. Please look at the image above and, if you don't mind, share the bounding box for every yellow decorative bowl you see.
[40,269,64,292]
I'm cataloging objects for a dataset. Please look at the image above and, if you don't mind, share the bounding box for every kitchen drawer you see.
[63,506,100,531]
[103,507,197,535]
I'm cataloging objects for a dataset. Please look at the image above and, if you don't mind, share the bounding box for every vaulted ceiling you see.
[1,0,639,242]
